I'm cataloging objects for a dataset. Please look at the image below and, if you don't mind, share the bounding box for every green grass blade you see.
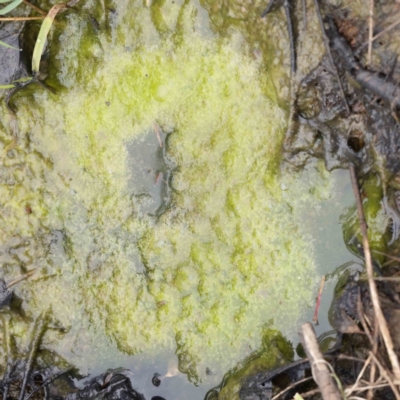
[0,77,32,89]
[0,84,16,89]
[13,77,32,83]
[0,0,15,4]
[0,39,19,49]
[32,3,66,74]
[0,0,23,15]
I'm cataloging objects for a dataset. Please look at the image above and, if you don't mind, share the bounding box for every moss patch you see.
[0,0,334,384]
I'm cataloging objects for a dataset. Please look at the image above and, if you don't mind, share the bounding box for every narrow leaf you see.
[0,38,19,49]
[32,3,66,74]
[0,77,32,89]
[0,84,16,89]
[0,0,23,15]
[13,77,32,84]
[0,0,14,4]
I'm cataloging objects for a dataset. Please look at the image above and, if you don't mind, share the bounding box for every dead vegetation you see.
[259,0,400,399]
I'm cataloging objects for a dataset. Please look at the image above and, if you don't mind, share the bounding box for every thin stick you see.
[356,288,374,346]
[153,122,163,148]
[367,318,379,400]
[383,259,400,267]
[297,388,320,398]
[23,0,47,16]
[284,0,296,73]
[345,354,372,396]
[349,164,400,380]
[18,312,48,400]
[313,275,325,324]
[373,250,400,263]
[334,355,367,364]
[302,0,307,30]
[300,323,342,400]
[360,276,400,282]
[0,16,44,20]
[2,315,13,400]
[313,0,350,114]
[369,17,400,48]
[348,383,393,392]
[7,269,36,288]
[25,369,73,400]
[369,352,400,400]
[272,377,314,400]
[367,0,374,65]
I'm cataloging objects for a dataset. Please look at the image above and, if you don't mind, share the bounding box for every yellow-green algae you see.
[217,328,294,400]
[0,0,335,385]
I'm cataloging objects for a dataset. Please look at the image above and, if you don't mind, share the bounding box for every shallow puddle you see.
[0,0,356,398]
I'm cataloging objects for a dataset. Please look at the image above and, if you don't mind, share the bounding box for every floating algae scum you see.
[0,0,358,398]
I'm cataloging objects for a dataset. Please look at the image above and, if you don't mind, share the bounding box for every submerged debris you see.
[0,279,13,309]
[239,358,310,400]
[66,370,146,400]
[0,270,36,309]
[288,8,400,186]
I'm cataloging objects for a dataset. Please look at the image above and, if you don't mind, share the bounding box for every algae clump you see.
[217,328,294,400]
[0,0,331,384]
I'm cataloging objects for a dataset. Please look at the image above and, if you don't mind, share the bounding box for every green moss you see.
[341,174,389,263]
[217,329,294,400]
[0,0,336,385]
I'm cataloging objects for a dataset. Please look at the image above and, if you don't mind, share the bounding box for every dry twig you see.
[334,355,367,364]
[302,0,307,30]
[369,17,400,48]
[313,0,350,114]
[356,288,374,346]
[367,0,374,65]
[367,318,380,400]
[369,352,400,400]
[297,388,320,398]
[300,322,342,400]
[362,276,400,281]
[350,382,393,392]
[18,312,48,400]
[2,315,13,400]
[7,269,36,288]
[0,16,44,20]
[373,250,400,263]
[25,369,73,400]
[271,377,314,400]
[349,164,400,380]
[345,354,372,397]
[23,0,47,16]
[313,275,325,324]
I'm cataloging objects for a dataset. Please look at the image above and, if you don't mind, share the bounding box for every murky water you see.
[0,0,357,398]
